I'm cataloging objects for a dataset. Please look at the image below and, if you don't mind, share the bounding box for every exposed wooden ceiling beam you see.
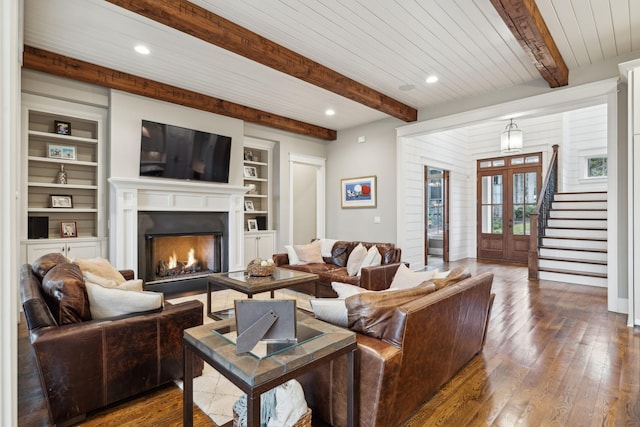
[105,0,417,122]
[22,46,336,141]
[490,0,568,88]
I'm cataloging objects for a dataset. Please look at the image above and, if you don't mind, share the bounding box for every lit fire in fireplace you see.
[157,248,202,278]
[167,248,196,269]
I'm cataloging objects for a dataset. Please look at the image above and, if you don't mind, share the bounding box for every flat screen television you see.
[139,119,232,183]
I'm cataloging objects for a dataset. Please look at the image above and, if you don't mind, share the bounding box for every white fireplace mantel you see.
[109,177,247,274]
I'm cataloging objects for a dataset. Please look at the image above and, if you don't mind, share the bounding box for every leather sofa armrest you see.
[272,253,289,266]
[360,262,404,291]
[119,269,135,281]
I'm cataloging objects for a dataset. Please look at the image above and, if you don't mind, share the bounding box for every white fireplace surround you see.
[109,177,247,275]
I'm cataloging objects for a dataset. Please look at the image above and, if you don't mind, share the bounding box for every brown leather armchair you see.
[20,262,204,426]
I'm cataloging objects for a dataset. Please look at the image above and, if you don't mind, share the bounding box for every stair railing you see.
[529,144,559,279]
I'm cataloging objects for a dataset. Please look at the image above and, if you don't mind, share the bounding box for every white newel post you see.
[109,178,247,275]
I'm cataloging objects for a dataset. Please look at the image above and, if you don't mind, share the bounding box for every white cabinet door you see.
[244,231,276,264]
[24,239,103,264]
[65,241,101,260]
[26,242,67,263]
[256,232,275,259]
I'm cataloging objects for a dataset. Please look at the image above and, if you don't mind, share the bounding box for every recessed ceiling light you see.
[426,75,438,84]
[399,84,415,91]
[325,109,335,116]
[134,45,150,55]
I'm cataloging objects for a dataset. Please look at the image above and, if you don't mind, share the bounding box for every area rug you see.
[170,288,312,426]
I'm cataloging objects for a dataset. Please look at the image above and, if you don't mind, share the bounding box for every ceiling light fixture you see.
[501,119,523,154]
[425,75,438,84]
[134,44,150,55]
[399,84,415,91]
[325,109,335,116]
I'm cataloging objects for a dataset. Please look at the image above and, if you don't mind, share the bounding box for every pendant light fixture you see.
[501,119,523,154]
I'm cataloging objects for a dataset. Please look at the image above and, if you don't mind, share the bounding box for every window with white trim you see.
[586,156,607,178]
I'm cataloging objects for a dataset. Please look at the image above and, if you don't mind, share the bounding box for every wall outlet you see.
[374,216,381,224]
[358,136,366,143]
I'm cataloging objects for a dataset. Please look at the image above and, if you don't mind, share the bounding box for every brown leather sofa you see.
[298,272,495,427]
[20,258,204,426]
[273,240,403,297]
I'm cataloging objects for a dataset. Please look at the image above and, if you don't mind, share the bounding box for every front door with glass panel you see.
[477,154,541,263]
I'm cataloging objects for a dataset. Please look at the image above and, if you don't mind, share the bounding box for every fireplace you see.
[145,232,222,283]
[138,211,229,294]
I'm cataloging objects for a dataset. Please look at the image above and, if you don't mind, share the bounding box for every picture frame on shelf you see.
[244,150,254,161]
[54,120,71,135]
[47,143,76,160]
[49,195,73,208]
[341,175,377,209]
[243,166,257,178]
[60,221,77,238]
[245,200,255,211]
[247,219,258,231]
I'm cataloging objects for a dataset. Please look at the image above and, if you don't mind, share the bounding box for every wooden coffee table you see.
[206,268,318,320]
[183,310,357,427]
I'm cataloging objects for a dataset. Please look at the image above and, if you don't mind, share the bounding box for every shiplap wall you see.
[399,105,607,269]
[398,128,474,270]
[561,104,608,192]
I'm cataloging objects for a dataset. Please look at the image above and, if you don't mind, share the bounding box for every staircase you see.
[538,192,608,286]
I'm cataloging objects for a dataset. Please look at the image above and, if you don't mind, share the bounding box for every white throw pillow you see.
[309,298,348,327]
[285,245,301,265]
[346,243,367,276]
[357,246,382,276]
[389,264,438,290]
[319,238,338,257]
[85,282,163,319]
[331,281,368,299]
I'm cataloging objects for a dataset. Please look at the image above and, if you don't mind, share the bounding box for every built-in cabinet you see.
[243,137,276,262]
[21,93,107,264]
[244,231,276,263]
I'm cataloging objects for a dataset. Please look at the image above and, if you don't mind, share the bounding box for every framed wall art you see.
[47,144,76,160]
[49,195,73,208]
[341,175,377,208]
[60,221,77,238]
[243,166,257,178]
[54,120,71,135]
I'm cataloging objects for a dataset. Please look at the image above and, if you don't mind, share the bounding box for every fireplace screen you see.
[145,232,221,283]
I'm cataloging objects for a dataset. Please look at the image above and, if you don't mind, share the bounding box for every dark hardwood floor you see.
[18,259,640,426]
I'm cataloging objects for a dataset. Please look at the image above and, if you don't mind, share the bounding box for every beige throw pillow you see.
[74,257,126,285]
[389,264,437,290]
[293,240,324,264]
[346,243,367,276]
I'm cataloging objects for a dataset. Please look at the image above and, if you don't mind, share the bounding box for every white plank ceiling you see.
[23,0,640,132]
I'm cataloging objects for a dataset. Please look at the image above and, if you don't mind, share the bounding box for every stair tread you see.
[539,267,607,278]
[540,245,607,253]
[556,192,607,195]
[545,226,607,230]
[539,255,607,265]
[542,236,607,242]
[550,208,607,211]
